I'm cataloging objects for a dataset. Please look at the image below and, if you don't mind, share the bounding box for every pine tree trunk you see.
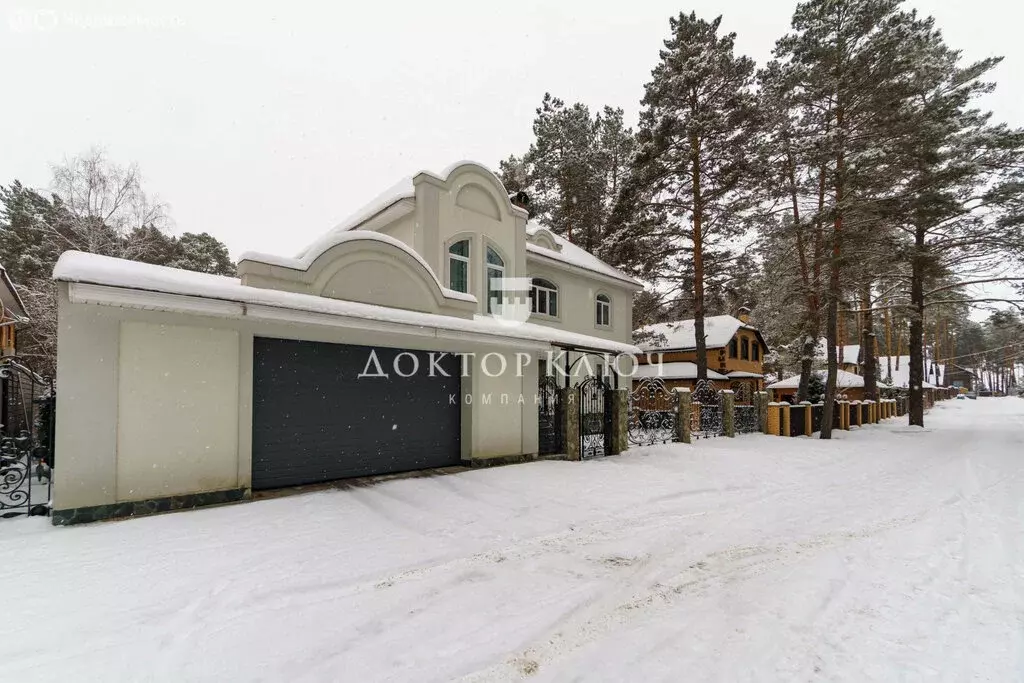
[821,273,840,439]
[884,304,893,381]
[861,283,877,400]
[821,105,845,439]
[798,334,816,402]
[908,223,926,427]
[691,133,707,382]
[787,146,817,404]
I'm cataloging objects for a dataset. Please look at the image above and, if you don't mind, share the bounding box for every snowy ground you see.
[2,399,1023,682]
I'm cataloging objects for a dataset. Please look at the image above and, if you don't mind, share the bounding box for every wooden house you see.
[766,369,865,403]
[1,262,29,434]
[0,263,26,356]
[634,308,769,401]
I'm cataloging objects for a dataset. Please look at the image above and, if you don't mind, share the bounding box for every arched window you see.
[729,338,738,358]
[448,239,470,293]
[530,278,558,317]
[595,293,611,326]
[741,338,750,360]
[486,246,505,314]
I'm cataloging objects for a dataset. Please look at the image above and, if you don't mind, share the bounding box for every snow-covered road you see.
[2,398,1023,682]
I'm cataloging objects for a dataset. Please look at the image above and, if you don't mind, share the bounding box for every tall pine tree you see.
[625,12,762,381]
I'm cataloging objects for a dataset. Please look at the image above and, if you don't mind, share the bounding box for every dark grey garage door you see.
[252,337,461,490]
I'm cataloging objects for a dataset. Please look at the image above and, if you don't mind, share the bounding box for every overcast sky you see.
[2,0,1022,262]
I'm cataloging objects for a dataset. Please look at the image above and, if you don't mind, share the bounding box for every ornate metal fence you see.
[579,376,611,458]
[731,382,754,406]
[1,357,54,519]
[537,375,563,455]
[627,377,677,446]
[690,380,723,439]
[734,405,759,434]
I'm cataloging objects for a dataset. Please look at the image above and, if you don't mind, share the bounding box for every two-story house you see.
[49,161,643,524]
[0,263,26,357]
[1,262,29,433]
[633,309,769,400]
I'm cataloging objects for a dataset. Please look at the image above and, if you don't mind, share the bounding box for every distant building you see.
[944,364,977,391]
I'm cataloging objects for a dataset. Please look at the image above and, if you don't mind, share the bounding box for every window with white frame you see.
[448,239,470,293]
[595,293,611,327]
[486,246,504,314]
[530,278,558,317]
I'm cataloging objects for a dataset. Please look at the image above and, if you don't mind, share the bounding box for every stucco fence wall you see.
[54,283,622,522]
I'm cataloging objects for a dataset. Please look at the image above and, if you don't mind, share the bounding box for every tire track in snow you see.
[456,465,1024,682]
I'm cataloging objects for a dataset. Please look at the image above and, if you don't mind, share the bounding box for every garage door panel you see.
[252,338,461,489]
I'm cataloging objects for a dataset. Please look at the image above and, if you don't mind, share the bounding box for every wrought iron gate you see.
[538,375,563,455]
[578,376,611,458]
[690,379,723,439]
[628,377,677,446]
[1,356,54,519]
[730,381,754,406]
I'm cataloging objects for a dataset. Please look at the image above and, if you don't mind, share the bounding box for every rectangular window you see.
[487,266,503,313]
[752,343,760,362]
[596,297,611,326]
[449,258,468,292]
[531,283,558,317]
[741,338,750,361]
[448,240,470,293]
[729,338,738,358]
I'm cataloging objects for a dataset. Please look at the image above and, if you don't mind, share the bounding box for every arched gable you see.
[455,183,501,220]
[526,226,561,252]
[432,161,528,219]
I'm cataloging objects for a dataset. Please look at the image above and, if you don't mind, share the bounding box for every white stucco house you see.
[50,161,643,524]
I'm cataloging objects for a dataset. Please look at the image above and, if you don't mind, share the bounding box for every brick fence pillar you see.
[840,401,851,430]
[722,390,735,437]
[780,403,791,437]
[676,388,692,444]
[753,391,769,433]
[562,387,579,461]
[766,402,781,435]
[609,388,628,455]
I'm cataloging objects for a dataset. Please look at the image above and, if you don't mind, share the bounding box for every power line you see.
[939,340,1024,365]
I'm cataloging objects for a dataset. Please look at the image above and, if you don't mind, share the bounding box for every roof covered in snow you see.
[0,262,27,320]
[876,356,944,389]
[293,176,417,261]
[242,160,641,289]
[52,252,640,355]
[525,222,643,288]
[767,369,865,390]
[632,362,729,381]
[636,315,766,352]
[840,344,861,365]
[240,230,476,303]
[291,161,527,262]
[812,340,861,365]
